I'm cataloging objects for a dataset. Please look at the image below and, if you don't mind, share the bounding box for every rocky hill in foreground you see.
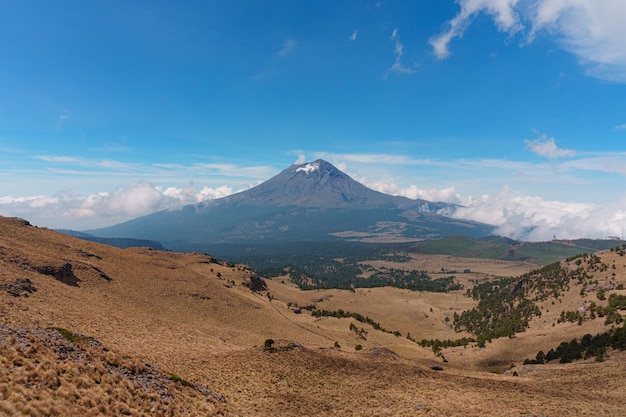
[2,216,626,416]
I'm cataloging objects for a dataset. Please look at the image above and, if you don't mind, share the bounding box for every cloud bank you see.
[2,173,626,241]
[364,180,626,242]
[4,146,626,241]
[431,0,626,83]
[0,182,237,230]
[448,188,626,241]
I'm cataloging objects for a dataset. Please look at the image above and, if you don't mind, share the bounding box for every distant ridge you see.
[57,230,166,250]
[90,159,494,252]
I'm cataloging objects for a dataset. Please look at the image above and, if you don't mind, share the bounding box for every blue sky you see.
[1,0,626,240]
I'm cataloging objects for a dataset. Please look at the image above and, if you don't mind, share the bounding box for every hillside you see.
[412,235,626,264]
[56,229,166,250]
[2,216,626,416]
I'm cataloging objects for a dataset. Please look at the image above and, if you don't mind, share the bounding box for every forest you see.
[524,321,626,364]
[453,260,592,346]
[232,242,460,292]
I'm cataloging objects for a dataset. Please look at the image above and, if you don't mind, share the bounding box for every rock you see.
[368,347,399,360]
[34,263,80,287]
[189,292,211,300]
[1,278,37,297]
[245,273,267,292]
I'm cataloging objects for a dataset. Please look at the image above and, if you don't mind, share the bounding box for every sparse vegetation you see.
[264,338,275,350]
[52,327,90,344]
[0,325,224,416]
[418,337,476,352]
[169,372,193,387]
[312,309,394,334]
[452,259,614,343]
[232,243,461,292]
[4,216,626,416]
[453,275,542,343]
[525,321,626,364]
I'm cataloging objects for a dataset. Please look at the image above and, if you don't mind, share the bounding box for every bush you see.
[355,344,363,351]
[264,339,275,350]
[169,373,192,387]
[53,327,88,344]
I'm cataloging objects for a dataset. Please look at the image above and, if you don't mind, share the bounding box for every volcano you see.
[220,159,443,210]
[89,160,494,253]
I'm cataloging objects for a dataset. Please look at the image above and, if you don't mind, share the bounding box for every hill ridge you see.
[2,215,626,415]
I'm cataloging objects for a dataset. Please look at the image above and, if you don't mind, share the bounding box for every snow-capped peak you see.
[295,162,320,174]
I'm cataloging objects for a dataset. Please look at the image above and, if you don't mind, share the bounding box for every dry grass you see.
[0,326,226,416]
[2,216,626,416]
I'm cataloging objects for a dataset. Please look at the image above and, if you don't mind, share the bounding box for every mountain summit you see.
[90,160,493,251]
[221,159,442,210]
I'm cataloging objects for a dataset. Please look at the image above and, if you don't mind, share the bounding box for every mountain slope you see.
[3,216,626,416]
[90,160,493,251]
[221,159,443,209]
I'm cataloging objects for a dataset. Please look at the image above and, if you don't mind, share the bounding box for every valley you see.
[2,216,626,416]
[5,1,626,415]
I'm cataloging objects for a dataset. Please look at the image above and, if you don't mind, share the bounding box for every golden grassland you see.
[0,326,226,416]
[1,216,626,416]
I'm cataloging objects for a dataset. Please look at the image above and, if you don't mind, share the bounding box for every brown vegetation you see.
[0,325,225,416]
[1,216,626,416]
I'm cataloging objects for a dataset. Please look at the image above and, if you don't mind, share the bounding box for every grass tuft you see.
[169,373,193,387]
[53,327,88,344]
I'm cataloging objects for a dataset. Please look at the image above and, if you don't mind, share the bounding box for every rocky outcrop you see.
[245,272,267,292]
[1,278,37,297]
[34,262,80,287]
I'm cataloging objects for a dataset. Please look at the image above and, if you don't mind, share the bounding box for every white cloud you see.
[32,154,275,182]
[525,135,576,159]
[0,182,241,230]
[530,0,626,81]
[7,150,626,240]
[430,0,521,60]
[450,187,626,241]
[197,185,234,200]
[365,178,462,204]
[313,152,435,166]
[431,0,626,82]
[57,113,71,129]
[349,30,358,41]
[614,123,626,131]
[385,28,416,77]
[93,140,131,152]
[360,175,626,241]
[37,155,82,163]
[277,38,297,57]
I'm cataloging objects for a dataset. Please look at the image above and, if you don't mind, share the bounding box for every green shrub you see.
[169,373,192,387]
[53,327,88,343]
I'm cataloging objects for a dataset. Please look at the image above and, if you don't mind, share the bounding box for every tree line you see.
[524,321,626,364]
